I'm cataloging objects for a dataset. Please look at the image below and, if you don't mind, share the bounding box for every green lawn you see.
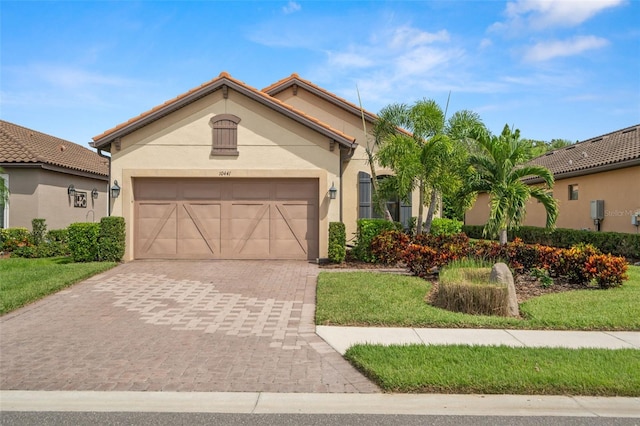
[345,344,640,396]
[316,266,640,330]
[0,257,117,315]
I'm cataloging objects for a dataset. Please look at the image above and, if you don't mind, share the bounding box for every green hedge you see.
[353,219,403,263]
[328,222,346,264]
[99,216,125,262]
[430,218,463,236]
[462,225,640,259]
[68,222,101,262]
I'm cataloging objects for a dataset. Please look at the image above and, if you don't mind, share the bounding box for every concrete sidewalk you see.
[1,391,639,417]
[316,326,640,355]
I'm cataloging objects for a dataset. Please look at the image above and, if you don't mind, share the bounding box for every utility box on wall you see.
[590,200,605,220]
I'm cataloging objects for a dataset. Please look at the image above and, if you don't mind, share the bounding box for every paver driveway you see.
[0,261,378,393]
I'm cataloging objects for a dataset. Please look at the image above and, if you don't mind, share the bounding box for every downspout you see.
[96,148,111,217]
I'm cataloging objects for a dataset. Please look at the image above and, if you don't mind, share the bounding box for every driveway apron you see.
[0,261,378,393]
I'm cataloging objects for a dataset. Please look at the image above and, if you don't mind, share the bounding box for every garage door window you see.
[210,114,240,156]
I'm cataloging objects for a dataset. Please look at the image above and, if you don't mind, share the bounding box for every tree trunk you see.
[499,229,508,245]
[423,189,439,234]
[416,182,425,234]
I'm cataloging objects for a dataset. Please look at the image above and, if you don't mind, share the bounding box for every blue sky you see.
[1,0,639,147]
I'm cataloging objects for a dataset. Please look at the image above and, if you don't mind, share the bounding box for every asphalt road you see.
[1,412,638,426]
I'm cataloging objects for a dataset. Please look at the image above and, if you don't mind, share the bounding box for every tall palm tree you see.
[468,124,558,244]
[374,99,483,234]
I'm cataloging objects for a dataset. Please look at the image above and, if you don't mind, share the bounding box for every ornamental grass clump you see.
[434,258,510,316]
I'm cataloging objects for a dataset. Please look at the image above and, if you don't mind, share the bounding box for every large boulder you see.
[490,263,519,317]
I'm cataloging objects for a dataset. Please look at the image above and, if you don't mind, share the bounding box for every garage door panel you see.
[134,178,318,260]
[182,182,223,200]
[231,182,272,200]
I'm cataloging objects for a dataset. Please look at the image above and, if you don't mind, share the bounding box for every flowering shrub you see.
[404,237,628,289]
[584,254,628,288]
[371,230,410,265]
[403,244,439,277]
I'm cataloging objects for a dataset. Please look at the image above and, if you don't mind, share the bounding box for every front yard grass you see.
[316,266,640,330]
[345,344,640,396]
[0,257,117,315]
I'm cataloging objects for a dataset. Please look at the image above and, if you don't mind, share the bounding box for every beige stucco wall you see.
[4,167,108,231]
[272,87,421,242]
[110,89,341,261]
[465,165,640,234]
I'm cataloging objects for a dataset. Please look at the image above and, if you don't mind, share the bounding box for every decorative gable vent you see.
[210,114,240,156]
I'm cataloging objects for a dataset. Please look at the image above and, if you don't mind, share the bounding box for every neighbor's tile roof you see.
[93,72,356,148]
[527,124,640,180]
[0,120,108,177]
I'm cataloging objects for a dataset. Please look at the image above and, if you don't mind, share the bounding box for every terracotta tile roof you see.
[263,73,379,123]
[92,72,356,148]
[526,124,640,180]
[0,120,108,177]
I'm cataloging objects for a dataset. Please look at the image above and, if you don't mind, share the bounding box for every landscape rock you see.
[490,262,519,317]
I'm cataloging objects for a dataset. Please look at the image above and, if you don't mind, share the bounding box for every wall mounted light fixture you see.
[328,182,337,200]
[67,184,76,197]
[111,180,121,199]
[91,188,99,199]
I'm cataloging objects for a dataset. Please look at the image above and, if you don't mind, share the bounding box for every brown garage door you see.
[134,178,319,260]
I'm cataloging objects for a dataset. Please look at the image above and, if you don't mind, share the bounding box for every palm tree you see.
[467,124,558,244]
[374,99,483,234]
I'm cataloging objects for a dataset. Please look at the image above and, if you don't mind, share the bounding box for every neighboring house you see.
[0,120,109,230]
[91,72,420,261]
[465,124,640,234]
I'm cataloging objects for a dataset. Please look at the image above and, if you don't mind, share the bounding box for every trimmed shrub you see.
[1,227,31,252]
[68,222,100,262]
[429,218,463,236]
[328,222,346,264]
[434,282,509,316]
[31,218,47,246]
[584,254,628,288]
[353,219,402,263]
[99,216,125,262]
[45,229,70,257]
[371,230,410,265]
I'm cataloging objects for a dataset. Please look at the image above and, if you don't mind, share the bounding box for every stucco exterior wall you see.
[465,165,640,234]
[4,167,108,230]
[271,87,421,242]
[110,89,341,261]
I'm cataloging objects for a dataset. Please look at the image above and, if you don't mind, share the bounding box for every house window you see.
[210,114,240,156]
[358,171,412,228]
[568,184,579,200]
[1,174,8,229]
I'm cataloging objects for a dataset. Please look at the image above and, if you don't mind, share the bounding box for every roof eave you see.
[264,78,378,124]
[525,158,640,184]
[93,77,357,150]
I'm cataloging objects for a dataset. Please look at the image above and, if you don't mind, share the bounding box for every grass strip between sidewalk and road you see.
[316,266,640,330]
[0,257,117,315]
[345,344,640,396]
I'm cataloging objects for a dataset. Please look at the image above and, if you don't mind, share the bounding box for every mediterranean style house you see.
[91,72,420,261]
[1,120,109,230]
[465,124,640,234]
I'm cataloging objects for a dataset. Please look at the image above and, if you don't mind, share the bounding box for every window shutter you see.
[210,114,240,156]
[400,197,412,230]
[358,171,372,219]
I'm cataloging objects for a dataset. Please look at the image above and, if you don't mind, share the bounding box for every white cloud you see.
[389,27,449,49]
[327,51,374,69]
[282,1,301,14]
[524,35,609,61]
[494,0,625,32]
